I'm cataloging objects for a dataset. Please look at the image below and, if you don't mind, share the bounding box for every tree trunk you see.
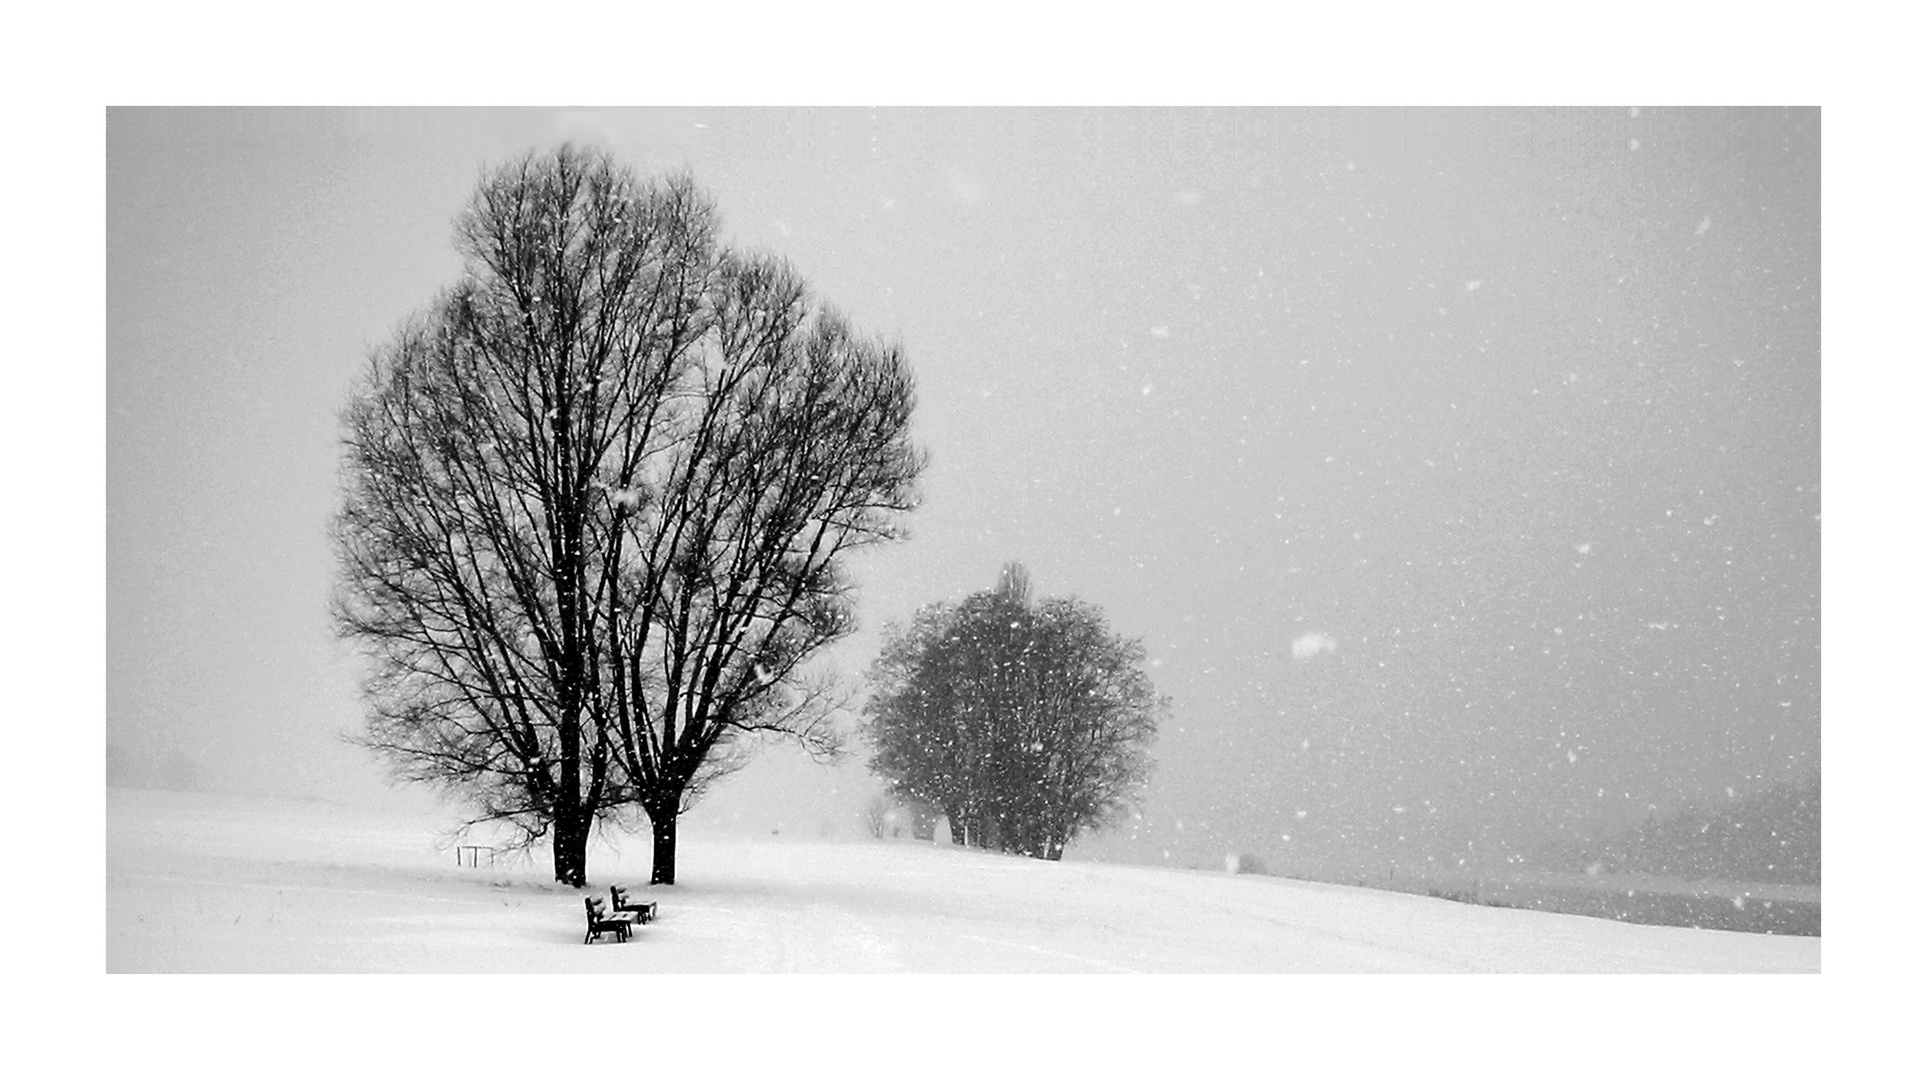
[552,809,592,888]
[648,804,680,885]
[946,809,967,846]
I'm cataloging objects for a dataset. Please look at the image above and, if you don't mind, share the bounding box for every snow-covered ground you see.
[108,788,1816,974]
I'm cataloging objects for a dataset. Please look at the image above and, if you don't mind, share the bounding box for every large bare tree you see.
[334,147,922,886]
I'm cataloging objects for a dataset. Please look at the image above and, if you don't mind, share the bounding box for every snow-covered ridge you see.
[107,788,1817,973]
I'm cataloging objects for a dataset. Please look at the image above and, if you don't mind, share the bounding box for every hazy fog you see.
[107,107,1818,882]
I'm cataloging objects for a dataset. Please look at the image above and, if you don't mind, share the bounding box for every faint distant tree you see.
[335,147,923,887]
[1651,778,1818,884]
[864,564,1163,860]
[1542,774,1820,885]
[862,792,891,839]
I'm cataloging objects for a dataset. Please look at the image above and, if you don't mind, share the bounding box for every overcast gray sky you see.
[107,107,1819,879]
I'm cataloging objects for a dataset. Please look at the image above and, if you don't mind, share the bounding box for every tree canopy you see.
[864,565,1162,859]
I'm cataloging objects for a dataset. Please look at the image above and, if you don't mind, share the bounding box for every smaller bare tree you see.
[864,564,1164,860]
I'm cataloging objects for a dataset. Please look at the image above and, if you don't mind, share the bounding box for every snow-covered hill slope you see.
[106,788,1817,973]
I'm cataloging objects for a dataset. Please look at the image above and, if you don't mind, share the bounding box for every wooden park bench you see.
[610,885,658,924]
[583,897,637,944]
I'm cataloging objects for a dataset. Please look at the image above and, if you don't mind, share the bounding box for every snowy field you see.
[108,788,1816,974]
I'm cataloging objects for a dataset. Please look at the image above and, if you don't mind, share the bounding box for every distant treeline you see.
[1489,878,1816,936]
[1540,775,1820,885]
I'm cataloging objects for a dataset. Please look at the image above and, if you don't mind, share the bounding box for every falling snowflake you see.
[1292,633,1337,660]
